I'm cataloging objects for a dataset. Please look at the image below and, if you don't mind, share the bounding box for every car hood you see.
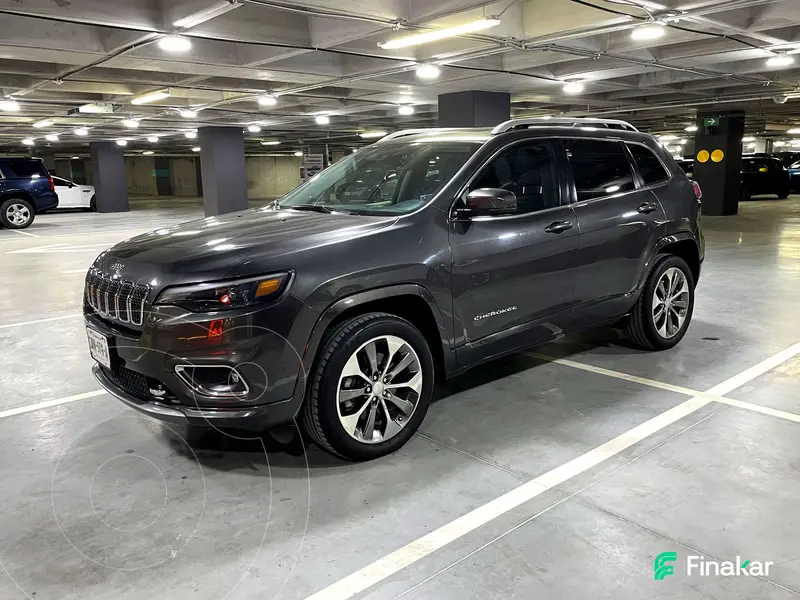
[93,206,394,284]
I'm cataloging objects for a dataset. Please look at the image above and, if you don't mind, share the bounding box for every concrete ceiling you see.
[0,0,799,155]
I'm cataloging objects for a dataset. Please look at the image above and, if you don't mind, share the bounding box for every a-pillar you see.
[437,91,510,127]
[198,126,248,216]
[89,141,129,213]
[692,111,745,216]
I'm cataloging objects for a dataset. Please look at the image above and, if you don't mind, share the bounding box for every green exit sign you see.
[703,117,720,127]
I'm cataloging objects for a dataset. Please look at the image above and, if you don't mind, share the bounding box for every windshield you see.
[277,141,482,216]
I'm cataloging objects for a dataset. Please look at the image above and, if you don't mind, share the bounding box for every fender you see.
[636,231,701,295]
[286,283,454,416]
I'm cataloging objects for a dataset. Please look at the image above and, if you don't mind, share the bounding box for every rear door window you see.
[627,144,670,186]
[2,159,48,178]
[564,139,636,201]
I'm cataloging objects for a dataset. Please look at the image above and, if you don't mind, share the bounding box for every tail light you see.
[691,180,702,201]
[48,176,55,192]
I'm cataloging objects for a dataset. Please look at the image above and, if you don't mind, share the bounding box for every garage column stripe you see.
[303,340,800,600]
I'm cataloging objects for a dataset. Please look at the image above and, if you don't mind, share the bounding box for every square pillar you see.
[693,111,745,216]
[198,126,248,216]
[438,91,510,127]
[89,142,129,213]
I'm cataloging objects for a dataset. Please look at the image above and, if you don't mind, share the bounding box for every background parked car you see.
[741,157,790,201]
[0,157,58,229]
[52,176,96,210]
[788,160,800,192]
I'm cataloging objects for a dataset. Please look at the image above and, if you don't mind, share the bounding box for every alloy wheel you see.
[652,267,690,339]
[6,203,31,226]
[336,335,422,444]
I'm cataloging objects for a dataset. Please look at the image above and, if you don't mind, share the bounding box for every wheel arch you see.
[654,235,701,284]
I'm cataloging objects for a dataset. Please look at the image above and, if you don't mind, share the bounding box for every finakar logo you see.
[654,552,773,580]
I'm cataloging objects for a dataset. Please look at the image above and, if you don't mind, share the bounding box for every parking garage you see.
[2,0,800,599]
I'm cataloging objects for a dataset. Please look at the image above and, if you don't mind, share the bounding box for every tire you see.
[0,198,35,229]
[89,195,97,211]
[777,186,790,200]
[624,254,696,351]
[741,187,752,202]
[302,312,435,461]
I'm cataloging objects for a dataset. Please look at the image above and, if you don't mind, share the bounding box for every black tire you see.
[89,195,97,211]
[777,186,790,200]
[741,187,752,202]
[0,198,35,229]
[624,254,696,351]
[302,312,435,461]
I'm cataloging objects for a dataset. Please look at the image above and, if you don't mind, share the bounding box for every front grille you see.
[85,268,150,326]
[101,365,177,403]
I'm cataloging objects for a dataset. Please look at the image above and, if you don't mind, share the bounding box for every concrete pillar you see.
[89,142,129,213]
[198,126,247,216]
[693,111,745,216]
[39,148,57,175]
[437,91,510,127]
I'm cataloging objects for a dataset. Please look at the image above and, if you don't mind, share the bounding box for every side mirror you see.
[455,188,517,219]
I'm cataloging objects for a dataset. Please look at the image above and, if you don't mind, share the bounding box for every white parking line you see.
[0,390,106,420]
[0,314,81,330]
[715,397,800,424]
[62,268,88,274]
[10,229,39,238]
[302,341,800,600]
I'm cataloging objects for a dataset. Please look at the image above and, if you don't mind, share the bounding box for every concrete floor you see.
[1,196,799,600]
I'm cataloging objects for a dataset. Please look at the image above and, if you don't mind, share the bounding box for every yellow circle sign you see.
[697,150,710,163]
[711,149,725,163]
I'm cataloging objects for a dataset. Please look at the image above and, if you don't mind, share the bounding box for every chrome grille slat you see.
[84,268,150,326]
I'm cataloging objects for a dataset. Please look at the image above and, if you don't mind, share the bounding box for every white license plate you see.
[86,327,111,369]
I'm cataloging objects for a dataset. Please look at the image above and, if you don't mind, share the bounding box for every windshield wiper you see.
[288,204,350,215]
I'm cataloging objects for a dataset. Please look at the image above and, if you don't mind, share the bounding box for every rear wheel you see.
[303,312,434,461]
[777,185,790,200]
[624,255,695,350]
[0,198,35,229]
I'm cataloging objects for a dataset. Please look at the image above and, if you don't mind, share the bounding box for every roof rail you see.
[376,128,462,143]
[491,117,638,134]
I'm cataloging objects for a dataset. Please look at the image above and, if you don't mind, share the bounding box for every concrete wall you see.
[245,156,302,198]
[124,156,157,195]
[170,157,199,196]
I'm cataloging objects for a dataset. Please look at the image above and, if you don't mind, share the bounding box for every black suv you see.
[85,118,704,460]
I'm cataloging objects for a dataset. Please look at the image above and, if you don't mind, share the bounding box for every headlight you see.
[154,272,291,312]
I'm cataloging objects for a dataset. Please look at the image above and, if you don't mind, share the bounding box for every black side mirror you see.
[454,188,517,219]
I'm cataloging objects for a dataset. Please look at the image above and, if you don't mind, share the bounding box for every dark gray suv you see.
[85,118,705,460]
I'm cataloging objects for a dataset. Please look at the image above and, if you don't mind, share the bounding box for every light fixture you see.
[359,131,387,139]
[563,81,584,94]
[74,127,89,136]
[45,134,59,142]
[261,140,280,145]
[416,64,441,80]
[685,125,698,132]
[185,131,197,139]
[659,134,678,141]
[158,35,192,52]
[192,146,201,152]
[398,105,415,115]
[742,136,756,142]
[0,99,20,112]
[33,119,54,128]
[116,139,128,146]
[179,109,197,118]
[774,141,785,147]
[379,17,501,49]
[258,95,277,107]
[631,23,666,41]
[143,150,154,155]
[22,138,34,146]
[315,114,330,125]
[787,128,800,134]
[130,90,171,105]
[766,54,794,67]
[147,135,159,143]
[71,156,80,159]
[294,151,303,157]
[247,124,262,133]
[122,119,140,128]
[352,148,358,153]
[676,140,687,145]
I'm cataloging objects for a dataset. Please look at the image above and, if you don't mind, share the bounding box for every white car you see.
[52,176,96,210]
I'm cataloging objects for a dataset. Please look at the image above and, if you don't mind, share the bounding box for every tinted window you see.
[470,141,559,214]
[1,159,48,178]
[627,144,669,185]
[564,140,635,201]
[53,177,70,187]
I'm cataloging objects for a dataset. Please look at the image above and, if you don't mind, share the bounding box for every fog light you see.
[174,364,249,398]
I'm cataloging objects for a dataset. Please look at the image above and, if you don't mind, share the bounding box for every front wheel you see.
[89,195,97,211]
[777,186,790,200]
[302,312,434,461]
[0,198,35,229]
[624,255,696,350]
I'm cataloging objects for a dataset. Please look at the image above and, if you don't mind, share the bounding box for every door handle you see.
[637,202,658,214]
[544,220,573,234]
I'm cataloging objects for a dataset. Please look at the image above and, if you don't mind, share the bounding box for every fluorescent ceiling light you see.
[742,136,756,142]
[563,81,584,94]
[258,95,277,106]
[45,134,59,141]
[315,115,330,125]
[659,134,678,141]
[766,54,794,67]
[131,90,171,105]
[379,17,500,49]
[33,119,54,128]
[22,138,34,146]
[122,119,140,128]
[685,125,698,132]
[247,124,262,132]
[147,135,159,143]
[74,127,89,136]
[116,139,128,146]
[261,140,281,145]
[179,109,197,118]
[360,131,387,139]
[142,151,154,155]
[158,35,192,52]
[294,151,303,157]
[185,131,197,139]
[78,102,114,113]
[71,156,80,159]
[787,128,800,134]
[0,99,20,112]
[398,105,415,115]
[192,146,201,152]
[631,23,666,41]
[416,64,441,80]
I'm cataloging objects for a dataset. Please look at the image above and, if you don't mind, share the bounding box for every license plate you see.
[86,327,111,369]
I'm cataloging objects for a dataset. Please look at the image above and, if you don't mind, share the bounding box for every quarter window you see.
[469,141,560,215]
[627,144,670,186]
[564,139,636,201]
